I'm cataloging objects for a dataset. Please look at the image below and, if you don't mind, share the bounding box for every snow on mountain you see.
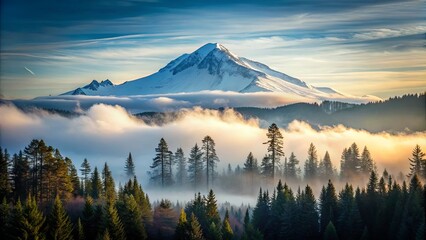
[62,79,113,95]
[61,43,380,103]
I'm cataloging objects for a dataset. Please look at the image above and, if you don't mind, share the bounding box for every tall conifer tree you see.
[124,153,135,178]
[48,195,73,240]
[263,123,284,179]
[202,136,219,189]
[150,138,173,187]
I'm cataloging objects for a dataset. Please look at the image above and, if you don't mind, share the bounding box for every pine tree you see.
[260,155,273,178]
[150,138,173,187]
[242,154,256,171]
[48,195,73,240]
[320,151,334,180]
[153,199,178,239]
[102,229,111,240]
[174,148,187,186]
[398,175,424,240]
[235,164,242,175]
[102,163,116,203]
[407,145,425,178]
[67,158,80,196]
[125,153,136,178]
[175,209,189,240]
[243,152,258,191]
[51,151,73,200]
[93,205,106,239]
[21,195,46,240]
[80,159,91,196]
[269,180,291,240]
[337,184,363,240]
[323,221,339,240]
[75,218,85,240]
[202,136,219,189]
[208,222,222,240]
[297,185,319,239]
[367,170,378,195]
[120,194,147,240]
[304,143,318,181]
[350,143,361,177]
[243,208,250,232]
[205,189,221,237]
[0,147,11,200]
[188,144,203,189]
[185,193,208,233]
[241,208,263,240]
[350,143,360,173]
[24,139,52,203]
[188,213,205,240]
[252,188,270,235]
[263,123,284,179]
[227,164,233,176]
[286,152,300,180]
[82,197,96,240]
[360,147,375,176]
[320,180,338,233]
[364,170,379,236]
[12,151,30,201]
[340,148,349,180]
[121,177,152,223]
[340,143,361,180]
[0,198,10,237]
[91,167,103,199]
[10,198,25,240]
[222,209,234,240]
[105,203,126,240]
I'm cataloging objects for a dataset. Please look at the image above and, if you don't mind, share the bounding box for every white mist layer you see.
[12,91,338,113]
[1,103,425,187]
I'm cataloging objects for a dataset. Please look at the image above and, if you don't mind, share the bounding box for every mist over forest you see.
[1,93,425,240]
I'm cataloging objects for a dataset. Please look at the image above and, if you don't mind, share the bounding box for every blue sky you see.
[1,0,425,99]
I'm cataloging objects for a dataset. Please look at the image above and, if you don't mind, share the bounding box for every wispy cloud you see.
[24,66,35,76]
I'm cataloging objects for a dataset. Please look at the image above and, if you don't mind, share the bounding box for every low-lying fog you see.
[1,103,425,204]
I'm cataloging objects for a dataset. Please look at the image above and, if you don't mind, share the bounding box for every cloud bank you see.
[9,91,312,113]
[1,103,425,187]
[7,90,379,115]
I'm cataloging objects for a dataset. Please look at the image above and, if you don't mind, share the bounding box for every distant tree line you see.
[145,124,425,194]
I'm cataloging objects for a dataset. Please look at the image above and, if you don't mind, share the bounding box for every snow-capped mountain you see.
[61,43,379,102]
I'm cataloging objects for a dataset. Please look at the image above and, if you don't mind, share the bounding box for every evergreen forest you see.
[0,123,425,240]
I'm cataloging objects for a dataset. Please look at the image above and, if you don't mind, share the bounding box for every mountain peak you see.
[195,43,220,55]
[100,79,113,87]
[84,80,100,91]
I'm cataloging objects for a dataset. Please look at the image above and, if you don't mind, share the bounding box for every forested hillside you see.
[134,93,425,132]
[235,93,425,132]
